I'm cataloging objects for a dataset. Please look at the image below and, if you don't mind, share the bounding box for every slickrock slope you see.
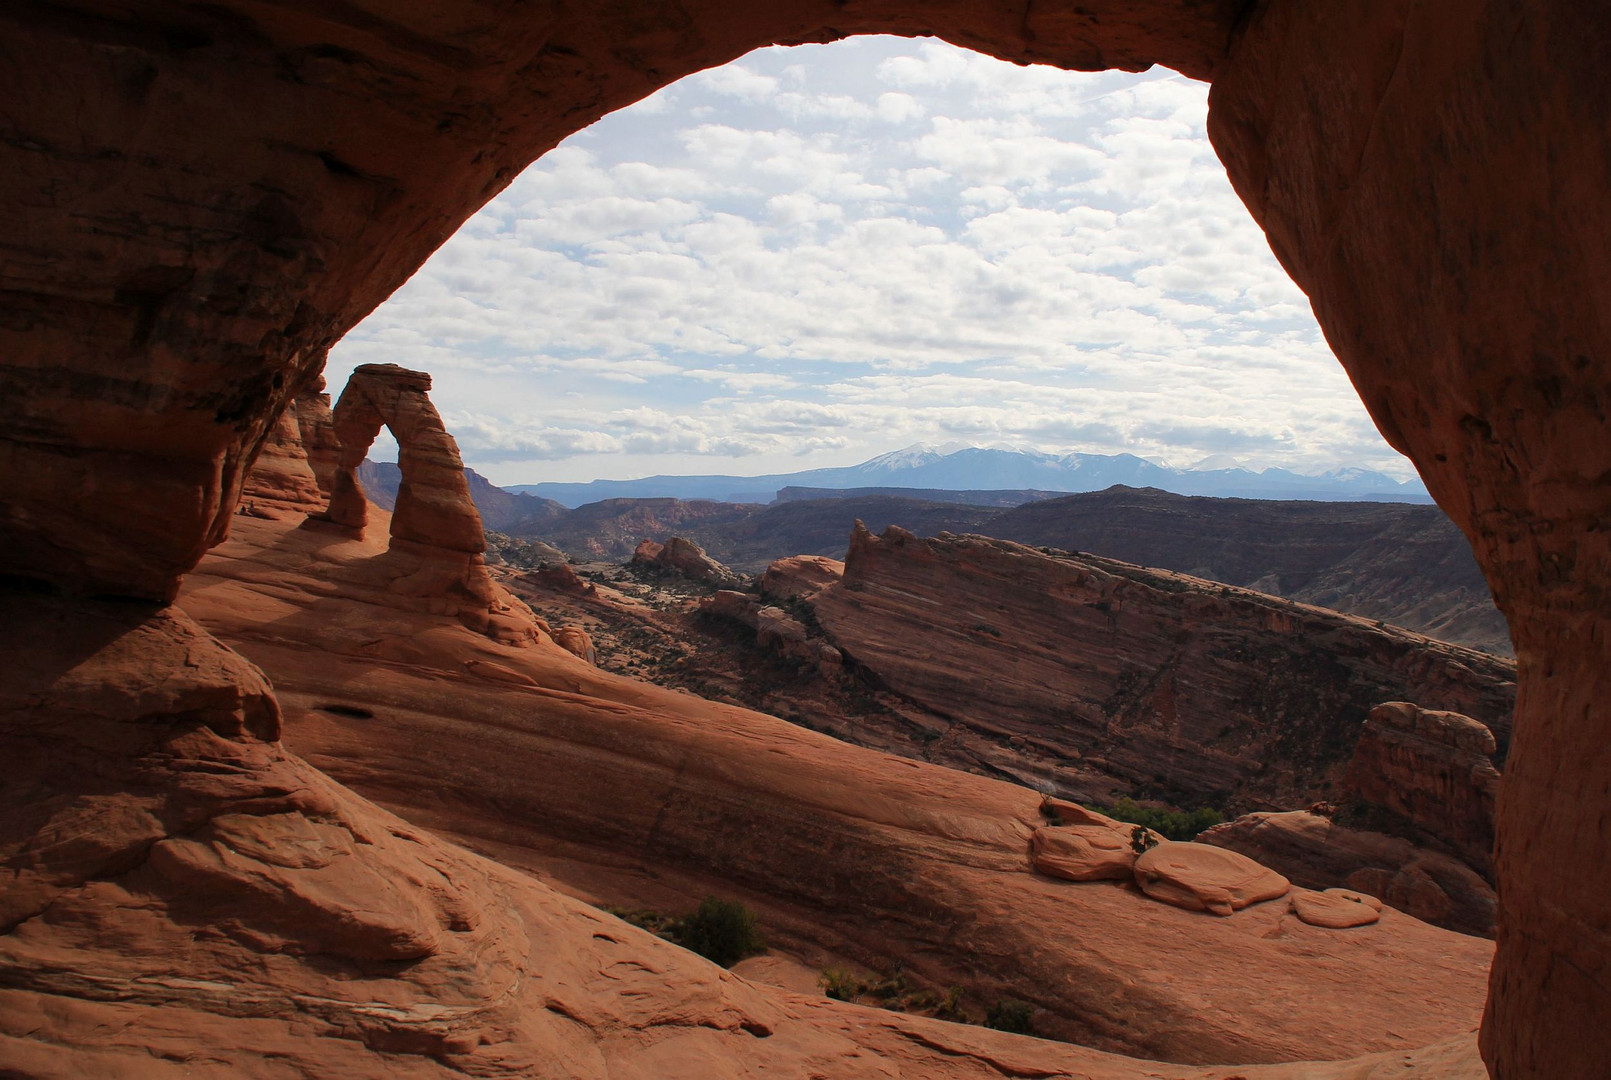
[160,510,1493,1069]
[14,591,1497,1080]
[808,526,1515,809]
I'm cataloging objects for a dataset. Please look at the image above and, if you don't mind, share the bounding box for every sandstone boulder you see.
[755,605,809,651]
[1291,889,1381,930]
[1031,824,1137,882]
[526,562,597,596]
[1041,797,1131,830]
[633,535,738,583]
[760,555,845,601]
[703,589,762,628]
[1133,841,1290,916]
[551,626,597,665]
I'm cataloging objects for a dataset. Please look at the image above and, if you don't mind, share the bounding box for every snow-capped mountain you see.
[509,444,1431,508]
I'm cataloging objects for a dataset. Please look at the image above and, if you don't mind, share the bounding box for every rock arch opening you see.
[328,39,1389,496]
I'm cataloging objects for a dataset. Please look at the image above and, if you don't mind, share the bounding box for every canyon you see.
[366,462,1512,655]
[3,2,1609,1077]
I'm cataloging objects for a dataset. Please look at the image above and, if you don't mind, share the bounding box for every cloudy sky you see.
[328,36,1411,487]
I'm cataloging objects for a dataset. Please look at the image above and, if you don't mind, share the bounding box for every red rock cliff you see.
[811,524,1515,810]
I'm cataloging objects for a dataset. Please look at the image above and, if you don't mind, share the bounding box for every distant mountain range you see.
[355,457,1503,655]
[506,445,1431,507]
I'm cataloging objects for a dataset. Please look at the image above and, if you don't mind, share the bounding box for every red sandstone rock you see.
[551,626,598,665]
[1133,842,1291,916]
[1328,887,1384,912]
[701,588,839,672]
[303,365,540,641]
[1291,889,1381,930]
[634,534,739,583]
[1199,810,1495,938]
[808,525,1514,809]
[327,364,484,554]
[527,562,596,596]
[294,379,341,497]
[1031,824,1138,882]
[1343,702,1500,875]
[704,589,762,628]
[760,555,845,601]
[3,1,1608,1072]
[171,512,1493,1067]
[241,402,325,511]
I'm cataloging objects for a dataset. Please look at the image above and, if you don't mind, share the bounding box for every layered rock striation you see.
[1343,702,1501,875]
[807,524,1515,809]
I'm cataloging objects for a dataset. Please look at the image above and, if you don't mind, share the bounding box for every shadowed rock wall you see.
[1,1,1606,1074]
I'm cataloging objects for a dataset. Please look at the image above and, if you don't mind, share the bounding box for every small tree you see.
[985,998,1035,1034]
[678,896,764,967]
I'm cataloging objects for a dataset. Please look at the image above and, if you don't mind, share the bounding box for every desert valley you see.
[4,4,1609,1080]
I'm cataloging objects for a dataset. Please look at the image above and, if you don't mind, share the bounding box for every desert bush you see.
[985,998,1034,1034]
[935,985,966,1022]
[819,966,865,1001]
[1103,797,1223,841]
[676,896,765,967]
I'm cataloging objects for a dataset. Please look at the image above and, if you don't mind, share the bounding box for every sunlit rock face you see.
[0,1,1606,1076]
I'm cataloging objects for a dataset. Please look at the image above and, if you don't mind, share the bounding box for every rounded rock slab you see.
[1292,888,1382,929]
[1133,841,1290,916]
[1031,824,1137,882]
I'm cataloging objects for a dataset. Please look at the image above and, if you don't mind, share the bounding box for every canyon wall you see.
[809,525,1515,809]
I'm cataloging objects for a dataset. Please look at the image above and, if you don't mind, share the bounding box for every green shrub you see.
[820,966,864,1001]
[676,897,765,967]
[1103,797,1224,841]
[935,985,966,1022]
[985,998,1034,1034]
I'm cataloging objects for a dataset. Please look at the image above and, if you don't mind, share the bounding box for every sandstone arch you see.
[321,362,485,556]
[1,2,1606,1075]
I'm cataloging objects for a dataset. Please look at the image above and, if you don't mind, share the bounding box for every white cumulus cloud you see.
[327,35,1413,487]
